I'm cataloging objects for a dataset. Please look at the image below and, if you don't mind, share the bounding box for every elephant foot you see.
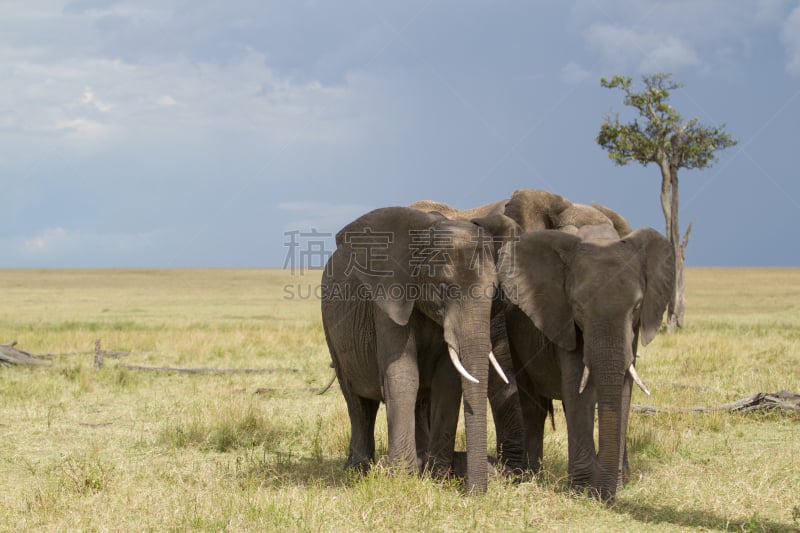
[494,463,536,483]
[451,451,499,480]
[423,461,455,480]
[588,486,616,503]
[568,476,594,494]
[493,450,530,478]
[371,455,424,477]
[568,480,618,503]
[344,456,371,475]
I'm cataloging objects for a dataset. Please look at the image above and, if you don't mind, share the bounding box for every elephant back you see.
[410,199,508,221]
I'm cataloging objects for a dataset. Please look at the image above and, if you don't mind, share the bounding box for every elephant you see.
[321,206,507,493]
[496,221,674,500]
[414,189,672,500]
[409,199,527,475]
[409,190,634,476]
[501,188,632,236]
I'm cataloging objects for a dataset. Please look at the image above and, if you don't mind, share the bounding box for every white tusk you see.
[448,345,479,384]
[628,364,650,396]
[578,365,590,394]
[488,351,509,384]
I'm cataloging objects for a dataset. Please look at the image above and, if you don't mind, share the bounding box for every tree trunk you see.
[666,169,686,332]
[659,167,672,240]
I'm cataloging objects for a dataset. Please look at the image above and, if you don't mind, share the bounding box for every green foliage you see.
[597,73,737,171]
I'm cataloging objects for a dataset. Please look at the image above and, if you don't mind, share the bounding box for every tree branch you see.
[681,221,693,253]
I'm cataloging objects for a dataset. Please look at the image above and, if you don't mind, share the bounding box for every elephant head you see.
[333,206,499,492]
[498,227,674,499]
[503,189,631,237]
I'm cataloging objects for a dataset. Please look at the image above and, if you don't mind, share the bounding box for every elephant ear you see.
[408,199,458,219]
[335,207,442,326]
[471,213,521,258]
[623,228,675,345]
[591,202,633,237]
[553,203,611,229]
[504,189,571,231]
[498,230,581,351]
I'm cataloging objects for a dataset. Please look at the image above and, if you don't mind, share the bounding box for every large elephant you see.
[410,190,635,476]
[496,219,674,500]
[501,188,632,236]
[409,198,527,475]
[414,189,672,499]
[321,206,504,493]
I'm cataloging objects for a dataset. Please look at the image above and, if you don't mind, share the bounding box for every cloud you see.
[52,117,114,143]
[23,227,70,253]
[277,201,371,233]
[21,227,158,256]
[156,94,176,107]
[757,0,795,25]
[82,87,112,112]
[276,202,372,269]
[573,1,799,76]
[561,61,591,84]
[782,4,800,76]
[585,24,701,73]
[573,1,782,40]
[639,36,701,72]
[1,48,367,153]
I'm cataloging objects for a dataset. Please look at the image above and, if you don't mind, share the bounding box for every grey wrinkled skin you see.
[495,190,674,500]
[321,207,497,494]
[409,199,528,475]
[416,189,673,501]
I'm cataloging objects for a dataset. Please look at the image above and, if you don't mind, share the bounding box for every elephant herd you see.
[320,189,675,500]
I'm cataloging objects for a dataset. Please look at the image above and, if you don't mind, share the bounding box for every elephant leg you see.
[507,350,548,473]
[489,377,527,474]
[488,313,526,474]
[424,356,460,477]
[515,373,549,474]
[415,389,432,468]
[622,442,630,484]
[384,362,421,472]
[342,388,380,473]
[620,332,636,485]
[376,313,420,473]
[559,348,597,490]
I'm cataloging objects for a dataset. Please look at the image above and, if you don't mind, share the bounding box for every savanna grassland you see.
[0,268,798,532]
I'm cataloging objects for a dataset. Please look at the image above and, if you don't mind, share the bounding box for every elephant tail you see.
[548,398,556,431]
[316,363,338,395]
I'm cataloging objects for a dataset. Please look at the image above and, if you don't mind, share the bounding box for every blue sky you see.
[2,1,799,267]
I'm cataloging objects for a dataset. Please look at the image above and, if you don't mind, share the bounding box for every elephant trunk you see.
[594,371,632,500]
[586,323,634,501]
[445,308,491,494]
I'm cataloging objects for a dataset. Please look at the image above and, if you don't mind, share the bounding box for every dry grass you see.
[0,268,798,531]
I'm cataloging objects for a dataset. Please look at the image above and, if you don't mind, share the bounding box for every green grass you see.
[1,268,798,531]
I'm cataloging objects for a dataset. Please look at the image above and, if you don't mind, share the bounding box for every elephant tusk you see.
[488,351,509,385]
[578,365,590,394]
[628,364,650,396]
[448,345,479,384]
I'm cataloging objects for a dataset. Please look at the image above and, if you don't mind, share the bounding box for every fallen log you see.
[0,341,51,366]
[113,363,298,375]
[632,390,800,414]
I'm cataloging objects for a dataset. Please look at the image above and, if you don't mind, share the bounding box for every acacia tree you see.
[597,73,737,330]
